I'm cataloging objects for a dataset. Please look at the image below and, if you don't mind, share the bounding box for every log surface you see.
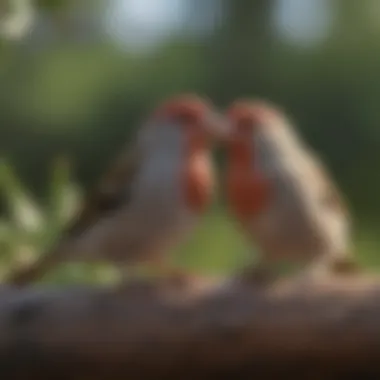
[1,275,380,379]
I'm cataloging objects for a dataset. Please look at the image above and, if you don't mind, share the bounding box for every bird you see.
[225,99,358,284]
[7,94,228,286]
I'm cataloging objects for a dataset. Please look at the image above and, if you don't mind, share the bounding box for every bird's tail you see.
[330,256,361,275]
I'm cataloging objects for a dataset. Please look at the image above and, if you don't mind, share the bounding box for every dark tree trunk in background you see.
[205,0,277,104]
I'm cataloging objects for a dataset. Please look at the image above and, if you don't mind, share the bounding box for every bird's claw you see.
[237,265,277,287]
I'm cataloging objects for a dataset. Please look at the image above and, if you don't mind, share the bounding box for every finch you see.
[7,94,227,286]
[225,99,358,284]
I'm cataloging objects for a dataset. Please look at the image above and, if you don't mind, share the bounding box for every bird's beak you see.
[203,112,231,143]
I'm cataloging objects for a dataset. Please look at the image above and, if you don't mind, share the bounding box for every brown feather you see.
[64,146,141,238]
[308,153,351,220]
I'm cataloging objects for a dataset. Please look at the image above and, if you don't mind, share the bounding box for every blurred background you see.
[1,0,380,284]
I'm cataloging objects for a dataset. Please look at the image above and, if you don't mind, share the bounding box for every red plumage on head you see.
[152,94,212,125]
[228,99,281,131]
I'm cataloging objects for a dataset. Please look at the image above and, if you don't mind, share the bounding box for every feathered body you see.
[226,100,355,280]
[8,95,220,286]
[62,122,213,264]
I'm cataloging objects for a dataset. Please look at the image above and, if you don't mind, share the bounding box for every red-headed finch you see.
[8,95,227,286]
[225,100,358,284]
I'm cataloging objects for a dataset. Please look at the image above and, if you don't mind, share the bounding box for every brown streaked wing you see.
[311,155,350,219]
[63,146,141,239]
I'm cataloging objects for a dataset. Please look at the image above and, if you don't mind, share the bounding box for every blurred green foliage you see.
[1,0,380,282]
[0,158,82,280]
[35,0,70,10]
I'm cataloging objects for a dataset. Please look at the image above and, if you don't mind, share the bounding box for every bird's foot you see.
[116,272,152,291]
[237,265,278,287]
[115,264,200,293]
[160,267,199,289]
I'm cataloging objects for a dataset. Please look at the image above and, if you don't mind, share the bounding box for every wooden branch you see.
[1,274,380,379]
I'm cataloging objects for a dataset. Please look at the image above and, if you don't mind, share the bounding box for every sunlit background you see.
[1,0,380,284]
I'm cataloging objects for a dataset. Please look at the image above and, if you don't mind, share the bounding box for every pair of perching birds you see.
[7,94,357,287]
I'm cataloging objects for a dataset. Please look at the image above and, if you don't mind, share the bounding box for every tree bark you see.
[1,274,380,379]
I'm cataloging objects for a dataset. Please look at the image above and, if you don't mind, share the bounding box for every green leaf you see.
[35,0,70,11]
[0,159,44,233]
[48,156,81,227]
